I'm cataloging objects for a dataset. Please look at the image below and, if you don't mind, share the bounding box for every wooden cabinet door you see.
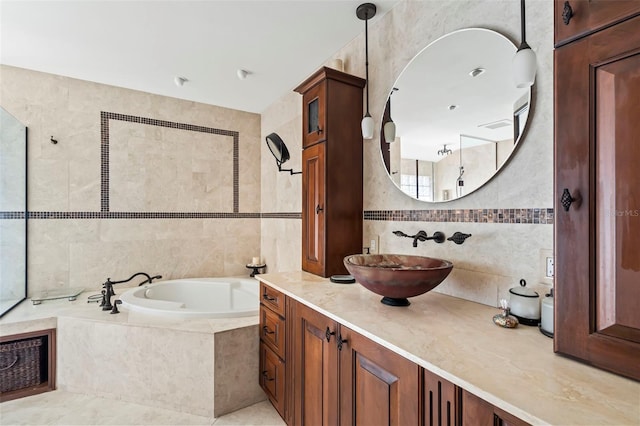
[260,342,286,418]
[339,325,420,426]
[424,369,458,426]
[555,15,640,380]
[292,301,338,426]
[302,83,326,148]
[460,390,529,426]
[302,143,326,276]
[554,0,640,46]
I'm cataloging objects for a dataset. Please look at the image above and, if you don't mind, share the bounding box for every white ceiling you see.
[0,0,397,114]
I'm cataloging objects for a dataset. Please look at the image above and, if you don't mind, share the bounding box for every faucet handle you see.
[447,232,472,245]
[110,300,122,315]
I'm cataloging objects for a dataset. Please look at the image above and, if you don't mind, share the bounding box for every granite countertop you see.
[257,271,640,426]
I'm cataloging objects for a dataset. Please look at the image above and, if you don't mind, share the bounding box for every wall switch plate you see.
[539,249,554,284]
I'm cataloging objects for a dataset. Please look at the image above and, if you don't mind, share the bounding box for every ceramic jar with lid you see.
[508,279,540,326]
[540,288,554,337]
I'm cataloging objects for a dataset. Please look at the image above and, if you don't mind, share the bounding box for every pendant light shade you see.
[383,120,396,143]
[362,114,374,139]
[513,45,537,88]
[513,0,536,88]
[357,3,376,139]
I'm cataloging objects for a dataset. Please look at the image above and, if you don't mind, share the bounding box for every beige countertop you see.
[257,271,640,426]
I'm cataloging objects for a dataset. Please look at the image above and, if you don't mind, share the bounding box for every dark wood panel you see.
[260,342,286,418]
[555,13,640,380]
[293,301,339,426]
[301,143,325,276]
[339,325,420,426]
[424,369,458,426]
[554,0,640,46]
[259,282,285,316]
[460,390,494,426]
[260,305,286,359]
[595,53,640,342]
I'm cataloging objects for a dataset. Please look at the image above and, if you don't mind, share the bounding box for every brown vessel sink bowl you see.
[344,254,453,306]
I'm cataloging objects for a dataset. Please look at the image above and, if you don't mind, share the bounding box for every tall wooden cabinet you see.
[554,2,640,380]
[294,67,366,277]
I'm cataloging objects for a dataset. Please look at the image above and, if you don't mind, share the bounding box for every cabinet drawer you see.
[260,305,286,359]
[259,342,285,418]
[259,282,285,316]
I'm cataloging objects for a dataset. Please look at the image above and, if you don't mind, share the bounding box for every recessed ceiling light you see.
[469,67,486,77]
[448,105,458,111]
[174,76,188,87]
[237,69,249,80]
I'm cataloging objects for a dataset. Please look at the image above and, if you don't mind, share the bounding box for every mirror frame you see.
[379,28,533,203]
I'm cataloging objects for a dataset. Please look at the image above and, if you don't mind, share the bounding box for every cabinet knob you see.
[316,204,324,214]
[262,370,275,382]
[562,1,573,25]
[262,326,275,335]
[561,188,577,211]
[337,334,348,351]
[316,126,323,135]
[325,327,335,342]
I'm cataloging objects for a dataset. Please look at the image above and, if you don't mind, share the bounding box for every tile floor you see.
[0,391,286,426]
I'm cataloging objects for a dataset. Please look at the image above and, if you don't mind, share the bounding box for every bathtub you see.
[119,277,259,319]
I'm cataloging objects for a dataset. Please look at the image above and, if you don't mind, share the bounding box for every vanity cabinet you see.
[554,8,640,380]
[259,283,290,420]
[554,0,640,46]
[461,390,529,426]
[291,300,420,426]
[295,67,366,278]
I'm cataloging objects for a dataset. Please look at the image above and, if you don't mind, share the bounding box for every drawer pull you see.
[562,1,573,25]
[325,327,335,342]
[262,326,275,335]
[262,370,275,382]
[262,293,276,302]
[316,204,324,214]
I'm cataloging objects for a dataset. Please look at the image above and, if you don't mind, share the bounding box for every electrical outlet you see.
[546,257,554,278]
[539,249,554,284]
[369,235,380,254]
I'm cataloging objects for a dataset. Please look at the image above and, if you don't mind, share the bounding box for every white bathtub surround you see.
[0,290,265,418]
[120,278,259,318]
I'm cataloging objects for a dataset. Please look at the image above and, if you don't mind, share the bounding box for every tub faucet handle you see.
[110,299,122,314]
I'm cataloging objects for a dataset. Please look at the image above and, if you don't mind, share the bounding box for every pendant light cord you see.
[364,12,370,116]
[519,0,530,50]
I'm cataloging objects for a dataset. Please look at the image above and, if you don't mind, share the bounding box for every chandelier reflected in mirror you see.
[437,144,452,156]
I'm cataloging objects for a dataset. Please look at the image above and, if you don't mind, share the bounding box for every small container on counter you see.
[540,288,554,338]
[493,299,519,328]
[508,279,540,326]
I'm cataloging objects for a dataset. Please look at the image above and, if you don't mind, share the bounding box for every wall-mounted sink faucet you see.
[393,230,445,247]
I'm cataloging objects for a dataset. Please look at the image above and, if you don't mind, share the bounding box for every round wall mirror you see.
[380,28,531,202]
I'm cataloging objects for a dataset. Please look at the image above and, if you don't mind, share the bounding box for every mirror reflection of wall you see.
[381,28,531,203]
[0,106,28,317]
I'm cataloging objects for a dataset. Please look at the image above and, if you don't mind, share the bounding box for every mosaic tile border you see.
[364,208,554,224]
[100,112,240,213]
[0,211,301,220]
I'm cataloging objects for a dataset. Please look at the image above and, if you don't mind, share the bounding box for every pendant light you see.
[513,0,537,88]
[384,87,398,143]
[357,3,376,139]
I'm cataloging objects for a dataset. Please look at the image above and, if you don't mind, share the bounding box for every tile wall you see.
[0,65,262,295]
[260,0,555,307]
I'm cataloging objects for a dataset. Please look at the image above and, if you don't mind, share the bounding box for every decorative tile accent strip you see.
[27,212,261,219]
[261,212,303,219]
[100,111,240,213]
[0,212,26,219]
[364,208,554,224]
